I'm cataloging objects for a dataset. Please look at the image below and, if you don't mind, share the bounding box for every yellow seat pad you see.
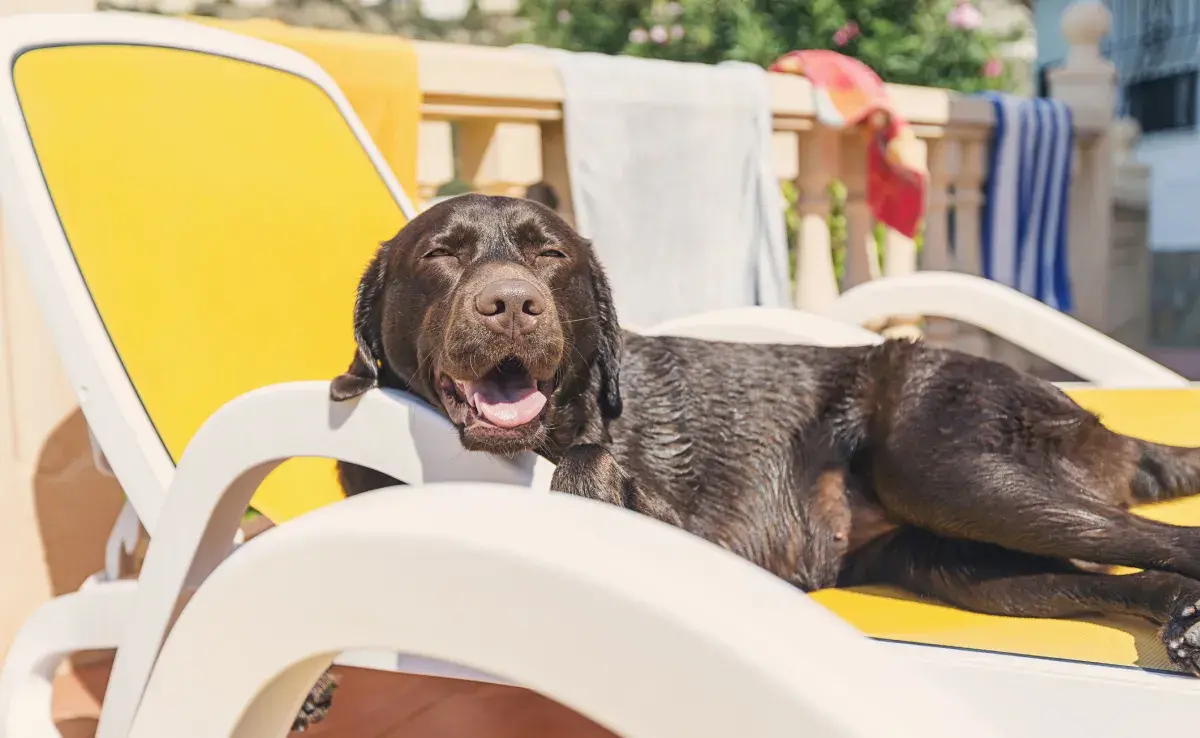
[813,387,1200,673]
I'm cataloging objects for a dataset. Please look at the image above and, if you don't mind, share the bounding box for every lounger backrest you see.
[0,14,417,526]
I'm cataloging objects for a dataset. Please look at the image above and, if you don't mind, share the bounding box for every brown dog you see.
[321,193,1200,704]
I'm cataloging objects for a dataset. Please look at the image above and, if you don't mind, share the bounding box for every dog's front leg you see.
[551,444,682,527]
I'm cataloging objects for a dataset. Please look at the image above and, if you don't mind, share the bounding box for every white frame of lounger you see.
[644,306,886,346]
[0,10,425,535]
[129,482,999,738]
[823,271,1189,387]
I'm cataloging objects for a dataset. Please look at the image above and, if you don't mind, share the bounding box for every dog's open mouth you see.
[437,357,552,442]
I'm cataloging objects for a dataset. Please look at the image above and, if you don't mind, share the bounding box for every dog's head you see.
[330,194,622,455]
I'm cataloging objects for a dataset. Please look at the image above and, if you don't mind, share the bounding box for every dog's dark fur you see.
[302,193,1200,726]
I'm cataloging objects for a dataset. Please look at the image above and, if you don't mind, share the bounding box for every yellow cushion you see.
[13,44,409,523]
[190,17,422,204]
[814,387,1200,673]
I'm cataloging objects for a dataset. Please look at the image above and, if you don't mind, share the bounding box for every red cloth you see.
[770,50,927,239]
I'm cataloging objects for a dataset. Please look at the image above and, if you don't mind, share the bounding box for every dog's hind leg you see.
[868,450,1200,582]
[841,527,1200,674]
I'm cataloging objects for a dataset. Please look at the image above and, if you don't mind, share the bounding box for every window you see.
[1126,71,1198,133]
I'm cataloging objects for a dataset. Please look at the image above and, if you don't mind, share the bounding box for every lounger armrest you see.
[643,306,883,346]
[97,380,553,738]
[130,482,997,738]
[822,272,1186,387]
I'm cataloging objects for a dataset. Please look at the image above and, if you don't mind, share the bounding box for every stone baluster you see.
[417,120,455,209]
[948,134,992,357]
[920,137,958,347]
[457,120,544,198]
[878,136,926,341]
[840,132,881,289]
[538,121,576,225]
[922,137,953,274]
[793,127,841,310]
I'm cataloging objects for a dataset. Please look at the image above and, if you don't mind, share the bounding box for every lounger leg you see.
[842,527,1200,674]
[0,579,137,738]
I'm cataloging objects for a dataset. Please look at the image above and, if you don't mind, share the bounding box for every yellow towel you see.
[815,386,1200,673]
[193,17,422,204]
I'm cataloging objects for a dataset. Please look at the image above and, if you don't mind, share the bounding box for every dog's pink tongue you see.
[466,377,546,429]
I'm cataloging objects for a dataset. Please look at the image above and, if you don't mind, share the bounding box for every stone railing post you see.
[1048,0,1116,334]
[1108,118,1153,350]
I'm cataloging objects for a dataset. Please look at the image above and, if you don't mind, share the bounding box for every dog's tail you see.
[1130,439,1200,503]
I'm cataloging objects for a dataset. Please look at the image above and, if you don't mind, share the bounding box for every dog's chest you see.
[611,336,867,589]
[609,406,855,590]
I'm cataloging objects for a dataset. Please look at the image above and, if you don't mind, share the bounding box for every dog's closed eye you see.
[538,248,567,259]
[422,247,455,259]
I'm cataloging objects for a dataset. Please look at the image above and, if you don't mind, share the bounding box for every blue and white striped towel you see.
[981,93,1074,312]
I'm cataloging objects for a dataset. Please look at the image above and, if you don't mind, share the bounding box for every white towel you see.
[516,47,791,327]
[980,93,1074,312]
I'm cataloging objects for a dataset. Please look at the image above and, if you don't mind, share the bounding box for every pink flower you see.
[947,0,983,30]
[664,1,683,18]
[833,21,860,47]
[629,27,649,44]
[649,24,668,44]
[556,9,571,23]
[669,24,685,40]
[982,56,1004,78]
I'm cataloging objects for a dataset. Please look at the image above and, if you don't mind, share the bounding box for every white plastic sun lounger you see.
[0,10,1197,738]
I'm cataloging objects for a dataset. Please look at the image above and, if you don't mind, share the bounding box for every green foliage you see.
[517,0,1017,93]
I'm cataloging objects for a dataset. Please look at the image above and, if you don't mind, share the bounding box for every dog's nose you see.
[474,279,544,335]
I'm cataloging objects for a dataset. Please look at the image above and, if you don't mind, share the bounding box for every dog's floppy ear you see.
[587,247,623,420]
[331,249,387,401]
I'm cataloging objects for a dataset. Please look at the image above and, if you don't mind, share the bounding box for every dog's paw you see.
[291,671,339,733]
[1163,601,1200,675]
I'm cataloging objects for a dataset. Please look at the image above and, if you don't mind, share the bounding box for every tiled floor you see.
[53,658,619,738]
